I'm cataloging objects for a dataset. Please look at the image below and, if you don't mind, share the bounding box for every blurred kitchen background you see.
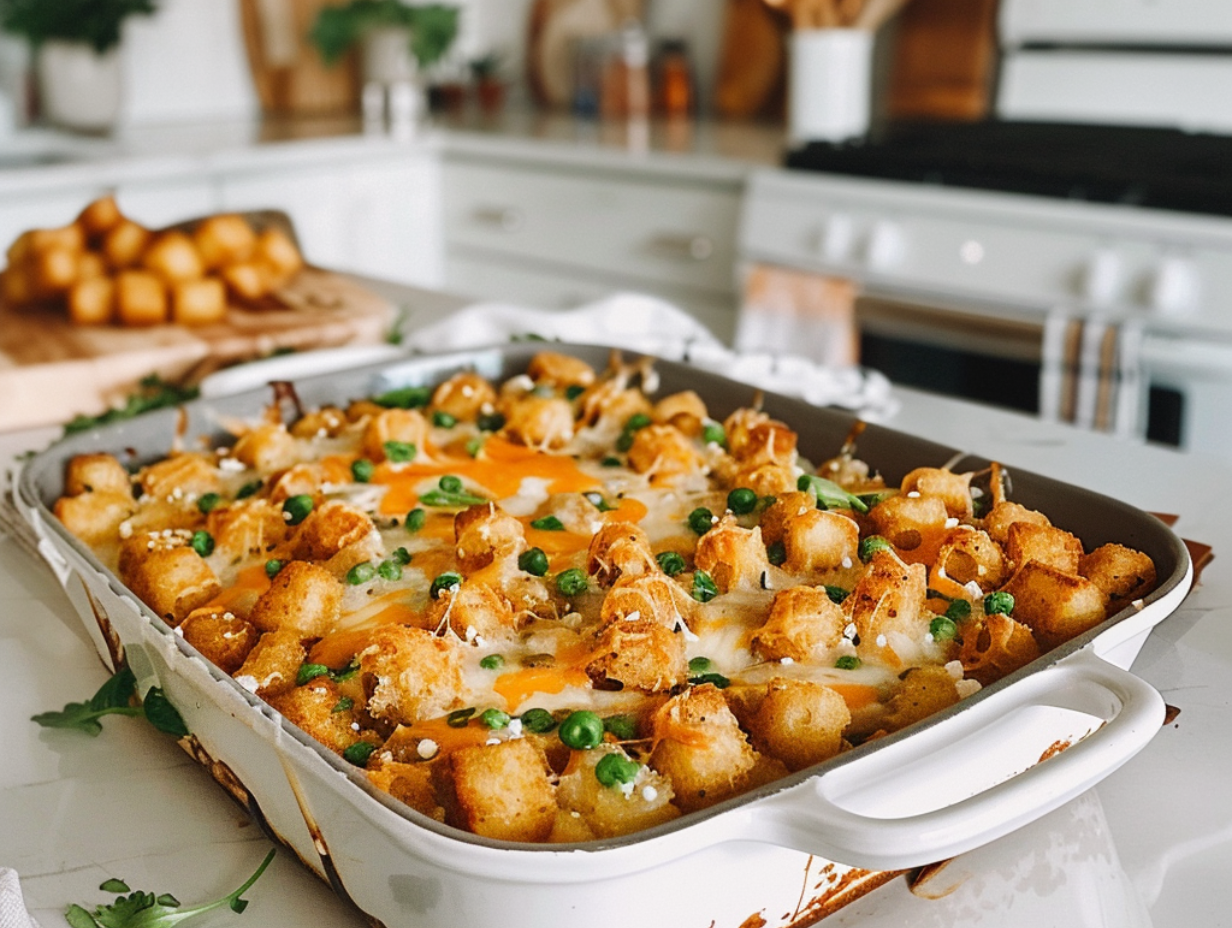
[4,0,1232,458]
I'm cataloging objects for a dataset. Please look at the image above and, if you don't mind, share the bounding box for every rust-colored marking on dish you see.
[81,581,125,670]
[738,914,768,928]
[789,869,906,926]
[769,855,905,927]
[1164,704,1182,726]
[276,751,367,916]
[1039,738,1073,763]
[909,859,964,900]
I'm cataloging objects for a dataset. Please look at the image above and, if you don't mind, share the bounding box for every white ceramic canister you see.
[788,28,873,145]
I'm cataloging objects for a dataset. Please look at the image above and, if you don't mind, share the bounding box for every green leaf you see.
[66,848,276,928]
[796,473,870,514]
[33,668,140,735]
[63,376,197,435]
[142,688,189,739]
[0,0,157,54]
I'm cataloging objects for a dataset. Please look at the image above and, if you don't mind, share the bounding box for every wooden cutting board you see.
[0,266,397,432]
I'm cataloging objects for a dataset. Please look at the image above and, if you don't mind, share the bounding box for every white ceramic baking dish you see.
[15,344,1192,928]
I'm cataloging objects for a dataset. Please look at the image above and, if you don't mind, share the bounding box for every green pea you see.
[688,656,713,673]
[602,714,638,741]
[264,558,283,578]
[282,494,313,525]
[520,707,557,733]
[835,655,862,670]
[237,479,263,499]
[383,441,417,463]
[196,492,221,514]
[391,546,412,565]
[984,591,1015,616]
[692,569,718,603]
[479,653,505,671]
[702,422,727,448]
[726,487,758,515]
[476,412,505,432]
[431,571,463,599]
[594,752,641,788]
[858,535,892,562]
[558,710,605,750]
[656,550,687,576]
[347,561,377,585]
[555,568,589,597]
[480,708,511,730]
[518,547,549,577]
[687,507,715,535]
[190,530,214,558]
[439,474,464,493]
[343,741,376,767]
[565,385,585,401]
[377,559,403,581]
[929,616,959,641]
[432,410,458,428]
[351,458,375,483]
[945,598,973,622]
[406,507,426,532]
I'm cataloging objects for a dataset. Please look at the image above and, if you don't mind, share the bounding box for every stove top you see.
[785,121,1232,217]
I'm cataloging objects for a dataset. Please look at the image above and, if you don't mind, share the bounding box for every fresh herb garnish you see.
[372,385,431,409]
[63,375,198,436]
[797,473,870,513]
[530,515,564,531]
[419,475,487,508]
[32,667,187,738]
[64,848,276,928]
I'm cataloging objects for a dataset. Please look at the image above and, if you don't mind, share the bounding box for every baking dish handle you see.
[754,649,1164,871]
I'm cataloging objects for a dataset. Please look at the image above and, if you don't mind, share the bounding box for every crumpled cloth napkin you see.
[403,293,899,420]
[0,869,42,928]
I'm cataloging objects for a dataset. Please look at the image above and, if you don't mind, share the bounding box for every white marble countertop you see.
[1,284,1229,926]
[0,108,787,199]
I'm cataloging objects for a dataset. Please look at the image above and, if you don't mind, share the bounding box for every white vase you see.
[361,26,416,85]
[37,39,123,134]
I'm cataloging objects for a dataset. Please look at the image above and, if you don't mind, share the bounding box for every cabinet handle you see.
[648,234,714,261]
[471,206,523,232]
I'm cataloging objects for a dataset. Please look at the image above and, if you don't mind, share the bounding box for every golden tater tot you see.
[67,276,115,325]
[192,214,257,269]
[142,230,205,285]
[77,195,123,238]
[101,219,151,270]
[171,276,226,326]
[114,269,168,326]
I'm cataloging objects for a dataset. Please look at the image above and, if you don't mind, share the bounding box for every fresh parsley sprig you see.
[797,473,870,514]
[65,848,276,928]
[32,667,188,738]
[418,474,488,508]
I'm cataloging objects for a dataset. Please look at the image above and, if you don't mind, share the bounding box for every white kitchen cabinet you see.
[441,151,743,343]
[217,146,443,288]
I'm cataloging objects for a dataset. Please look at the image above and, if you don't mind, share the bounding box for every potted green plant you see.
[309,0,459,85]
[470,52,506,116]
[0,0,157,133]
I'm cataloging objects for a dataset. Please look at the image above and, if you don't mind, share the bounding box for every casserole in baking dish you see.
[16,344,1191,928]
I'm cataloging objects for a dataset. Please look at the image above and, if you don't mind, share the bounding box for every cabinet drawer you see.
[443,159,740,296]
